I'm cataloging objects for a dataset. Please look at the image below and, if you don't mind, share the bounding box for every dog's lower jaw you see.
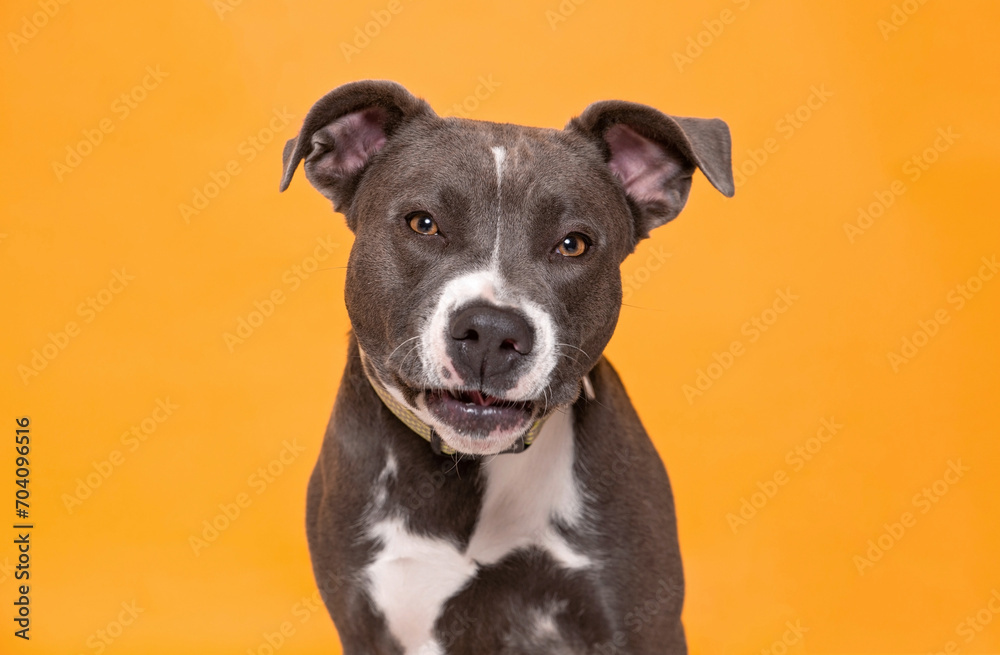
[418,392,541,456]
[435,424,534,457]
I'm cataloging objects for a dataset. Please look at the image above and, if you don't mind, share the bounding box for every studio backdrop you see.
[2,1,998,653]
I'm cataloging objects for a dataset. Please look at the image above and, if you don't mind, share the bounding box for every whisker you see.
[398,342,423,370]
[556,342,590,359]
[620,302,668,312]
[555,352,581,366]
[386,336,421,364]
[446,453,464,478]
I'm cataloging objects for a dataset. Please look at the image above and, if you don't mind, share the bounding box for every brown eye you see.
[408,212,438,235]
[557,233,589,257]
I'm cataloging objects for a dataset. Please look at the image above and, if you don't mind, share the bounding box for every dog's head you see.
[281,80,733,455]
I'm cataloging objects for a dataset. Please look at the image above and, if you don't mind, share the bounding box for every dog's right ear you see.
[279,80,434,213]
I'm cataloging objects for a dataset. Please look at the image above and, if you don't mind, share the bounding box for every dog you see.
[279,80,733,654]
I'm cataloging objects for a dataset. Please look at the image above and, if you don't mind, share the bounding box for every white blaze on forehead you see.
[491,145,506,184]
[490,145,507,267]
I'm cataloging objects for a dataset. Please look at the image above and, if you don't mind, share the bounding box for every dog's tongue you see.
[469,390,492,406]
[446,389,498,406]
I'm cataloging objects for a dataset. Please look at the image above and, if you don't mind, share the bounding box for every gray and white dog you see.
[279,80,733,654]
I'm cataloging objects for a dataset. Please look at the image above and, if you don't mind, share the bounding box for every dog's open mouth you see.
[423,389,535,437]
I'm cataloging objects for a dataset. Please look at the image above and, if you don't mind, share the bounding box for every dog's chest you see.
[363,409,590,654]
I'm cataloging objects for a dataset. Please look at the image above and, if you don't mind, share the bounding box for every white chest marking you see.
[366,519,475,655]
[364,408,589,654]
[466,408,589,568]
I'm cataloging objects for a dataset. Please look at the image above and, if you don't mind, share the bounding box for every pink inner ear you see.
[310,107,388,177]
[604,124,683,204]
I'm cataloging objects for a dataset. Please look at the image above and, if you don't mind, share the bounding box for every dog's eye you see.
[557,233,589,257]
[407,212,439,236]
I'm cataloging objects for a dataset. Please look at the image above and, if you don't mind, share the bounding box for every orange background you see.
[2,1,999,653]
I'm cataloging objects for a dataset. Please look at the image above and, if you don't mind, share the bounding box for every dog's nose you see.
[448,305,534,383]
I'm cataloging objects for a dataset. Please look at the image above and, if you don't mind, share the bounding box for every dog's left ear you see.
[567,100,734,241]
